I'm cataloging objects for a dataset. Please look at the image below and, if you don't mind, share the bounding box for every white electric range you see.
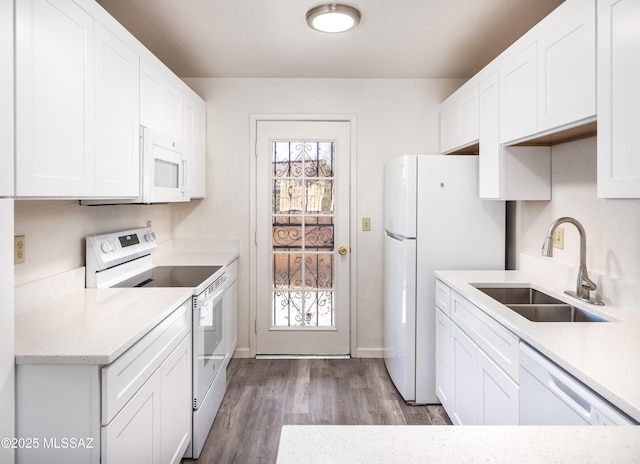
[85,227,229,459]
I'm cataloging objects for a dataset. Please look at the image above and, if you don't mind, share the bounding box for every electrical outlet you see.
[15,235,25,264]
[362,217,371,231]
[147,220,152,228]
[553,227,564,250]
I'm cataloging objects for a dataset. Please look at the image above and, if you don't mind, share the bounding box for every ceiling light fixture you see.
[306,4,361,33]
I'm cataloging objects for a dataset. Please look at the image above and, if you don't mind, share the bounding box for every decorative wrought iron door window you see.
[271,140,335,328]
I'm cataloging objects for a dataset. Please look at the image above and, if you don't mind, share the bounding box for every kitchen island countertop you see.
[276,425,640,463]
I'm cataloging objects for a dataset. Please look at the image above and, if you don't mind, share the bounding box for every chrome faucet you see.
[541,217,604,305]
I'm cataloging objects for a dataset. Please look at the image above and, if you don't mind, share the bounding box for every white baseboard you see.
[232,347,251,359]
[355,348,384,358]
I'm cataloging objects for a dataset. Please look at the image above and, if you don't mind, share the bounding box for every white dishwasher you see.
[519,342,636,425]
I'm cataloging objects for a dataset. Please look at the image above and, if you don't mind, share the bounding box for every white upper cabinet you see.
[478,71,501,199]
[500,0,595,144]
[141,59,183,145]
[14,0,206,200]
[183,95,207,199]
[480,69,551,201]
[94,23,140,198]
[15,0,142,199]
[597,0,640,199]
[16,0,95,197]
[499,34,537,144]
[0,0,13,197]
[440,83,479,154]
[537,0,596,132]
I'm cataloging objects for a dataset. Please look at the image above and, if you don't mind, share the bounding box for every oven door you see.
[142,127,189,203]
[193,279,227,409]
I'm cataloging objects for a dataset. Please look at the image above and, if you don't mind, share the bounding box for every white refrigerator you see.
[383,155,504,404]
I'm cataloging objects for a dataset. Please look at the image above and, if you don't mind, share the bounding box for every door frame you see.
[249,114,358,357]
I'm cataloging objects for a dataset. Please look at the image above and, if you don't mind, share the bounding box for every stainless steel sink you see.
[476,287,564,305]
[505,304,607,322]
[474,286,607,323]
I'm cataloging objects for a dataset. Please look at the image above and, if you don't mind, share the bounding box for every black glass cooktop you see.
[114,265,222,288]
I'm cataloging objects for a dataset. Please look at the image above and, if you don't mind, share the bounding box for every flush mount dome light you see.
[306,4,361,33]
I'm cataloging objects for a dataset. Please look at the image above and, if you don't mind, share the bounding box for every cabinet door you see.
[183,96,206,198]
[0,0,13,196]
[102,370,161,464]
[94,23,140,197]
[478,71,501,199]
[458,86,479,146]
[597,0,640,198]
[477,349,519,425]
[16,0,94,197]
[140,60,183,143]
[537,0,596,132]
[450,323,477,425]
[500,40,537,144]
[435,308,452,411]
[440,101,458,153]
[160,335,192,464]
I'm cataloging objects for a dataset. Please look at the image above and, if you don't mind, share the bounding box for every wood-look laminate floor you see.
[184,358,451,464]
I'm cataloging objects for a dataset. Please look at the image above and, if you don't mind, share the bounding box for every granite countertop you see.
[15,287,193,365]
[276,425,640,464]
[434,270,640,422]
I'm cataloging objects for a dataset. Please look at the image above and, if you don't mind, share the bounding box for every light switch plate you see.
[362,217,371,231]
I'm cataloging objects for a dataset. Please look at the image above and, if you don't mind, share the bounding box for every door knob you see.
[338,246,348,255]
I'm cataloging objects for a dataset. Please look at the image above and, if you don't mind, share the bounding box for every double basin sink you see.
[474,286,607,323]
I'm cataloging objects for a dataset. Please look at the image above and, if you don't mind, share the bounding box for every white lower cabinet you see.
[436,280,519,425]
[477,348,519,425]
[102,335,191,464]
[159,336,192,464]
[16,302,192,464]
[450,322,478,425]
[102,369,161,464]
[435,308,452,412]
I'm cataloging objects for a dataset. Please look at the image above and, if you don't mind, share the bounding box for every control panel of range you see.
[86,227,157,271]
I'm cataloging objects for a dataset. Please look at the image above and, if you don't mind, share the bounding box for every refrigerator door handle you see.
[385,230,411,241]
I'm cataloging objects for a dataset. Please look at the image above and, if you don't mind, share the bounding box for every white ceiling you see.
[96,0,564,79]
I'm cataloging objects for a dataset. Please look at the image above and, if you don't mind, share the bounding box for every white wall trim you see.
[249,114,358,358]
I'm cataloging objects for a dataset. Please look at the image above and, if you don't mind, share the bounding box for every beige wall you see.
[513,136,640,285]
[14,201,172,286]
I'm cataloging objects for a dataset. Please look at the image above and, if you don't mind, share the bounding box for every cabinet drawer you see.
[102,300,191,425]
[451,291,519,382]
[435,280,451,315]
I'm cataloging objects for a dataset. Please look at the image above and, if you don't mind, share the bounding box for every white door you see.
[256,120,350,355]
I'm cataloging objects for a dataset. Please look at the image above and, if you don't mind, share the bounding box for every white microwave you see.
[82,126,189,205]
[139,125,189,203]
